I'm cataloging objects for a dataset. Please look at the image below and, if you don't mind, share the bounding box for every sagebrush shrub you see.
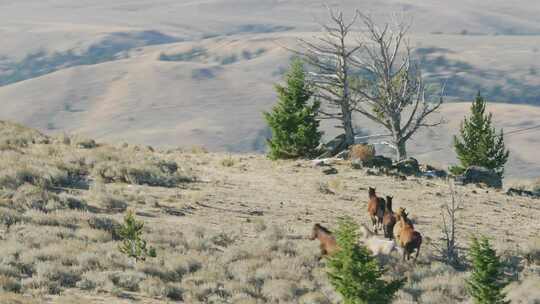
[0,159,70,191]
[0,121,49,148]
[140,277,168,298]
[109,270,145,292]
[12,185,54,212]
[92,159,191,187]
[33,262,81,292]
[0,274,22,293]
[87,216,121,240]
[0,207,25,230]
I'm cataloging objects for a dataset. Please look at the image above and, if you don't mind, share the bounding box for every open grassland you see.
[0,122,539,303]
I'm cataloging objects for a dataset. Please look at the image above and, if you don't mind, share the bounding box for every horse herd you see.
[310,187,423,262]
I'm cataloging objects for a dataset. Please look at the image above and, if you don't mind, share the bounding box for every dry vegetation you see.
[0,121,539,303]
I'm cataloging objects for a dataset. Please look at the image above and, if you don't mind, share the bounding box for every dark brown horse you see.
[310,223,339,258]
[367,187,385,234]
[382,196,397,239]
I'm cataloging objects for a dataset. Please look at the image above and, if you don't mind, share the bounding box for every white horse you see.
[359,224,402,256]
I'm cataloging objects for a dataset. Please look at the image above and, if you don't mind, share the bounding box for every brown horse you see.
[382,196,397,240]
[367,187,385,234]
[393,207,413,242]
[397,212,422,261]
[310,223,339,258]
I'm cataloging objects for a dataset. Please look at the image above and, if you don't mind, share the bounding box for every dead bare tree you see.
[433,182,463,267]
[294,8,363,148]
[352,13,444,160]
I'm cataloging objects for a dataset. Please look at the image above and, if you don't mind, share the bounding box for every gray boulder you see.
[335,149,349,160]
[456,166,502,189]
[506,188,539,198]
[352,155,393,169]
[322,167,338,175]
[394,157,420,176]
[420,164,448,179]
[318,134,347,158]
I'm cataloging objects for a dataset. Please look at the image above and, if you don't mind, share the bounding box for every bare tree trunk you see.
[289,8,362,152]
[395,139,407,160]
[340,48,355,147]
[342,104,355,146]
[391,115,407,160]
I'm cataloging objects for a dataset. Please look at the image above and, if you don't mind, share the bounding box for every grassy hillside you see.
[0,122,538,303]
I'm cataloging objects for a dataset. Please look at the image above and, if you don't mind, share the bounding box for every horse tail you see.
[414,232,422,261]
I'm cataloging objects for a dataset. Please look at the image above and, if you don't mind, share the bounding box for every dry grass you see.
[0,122,538,303]
[349,144,376,161]
[533,178,540,194]
[506,274,540,303]
[220,155,236,167]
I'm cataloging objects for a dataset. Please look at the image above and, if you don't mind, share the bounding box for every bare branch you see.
[291,7,363,147]
[351,13,444,159]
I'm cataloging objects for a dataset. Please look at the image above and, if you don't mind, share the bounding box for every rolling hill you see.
[1,0,540,178]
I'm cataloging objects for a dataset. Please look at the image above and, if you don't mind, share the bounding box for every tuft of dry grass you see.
[190,146,208,154]
[318,177,344,195]
[522,237,540,266]
[220,155,236,167]
[349,144,376,161]
[87,184,127,213]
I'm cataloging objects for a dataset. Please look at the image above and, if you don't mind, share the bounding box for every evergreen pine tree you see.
[263,59,322,159]
[118,210,156,262]
[466,236,509,304]
[327,217,404,304]
[453,92,509,176]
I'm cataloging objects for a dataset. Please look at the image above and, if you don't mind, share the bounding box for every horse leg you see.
[320,244,327,258]
[371,216,378,234]
[404,243,412,261]
[388,227,394,240]
[414,242,421,262]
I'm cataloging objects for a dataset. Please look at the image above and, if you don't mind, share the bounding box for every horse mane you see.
[368,187,376,198]
[385,196,393,212]
[314,223,332,235]
[399,211,414,228]
[397,207,408,217]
